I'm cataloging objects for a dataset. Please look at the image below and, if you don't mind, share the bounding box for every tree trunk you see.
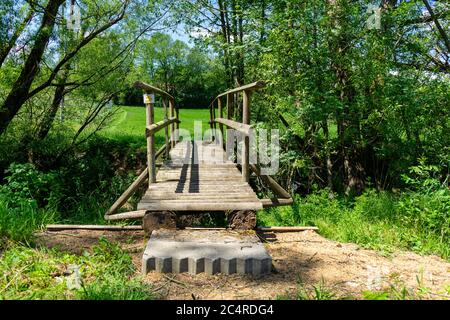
[328,0,365,195]
[35,68,69,140]
[0,10,33,68]
[0,0,64,135]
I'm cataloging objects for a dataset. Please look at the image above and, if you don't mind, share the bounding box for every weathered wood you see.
[146,117,178,137]
[227,93,234,120]
[134,81,174,100]
[146,102,156,184]
[141,195,257,201]
[46,225,143,231]
[257,226,319,232]
[143,211,177,236]
[261,198,294,208]
[156,144,168,160]
[218,98,224,140]
[163,98,170,158]
[138,202,262,211]
[105,210,147,221]
[250,164,291,199]
[169,98,176,147]
[216,81,266,99]
[242,90,251,183]
[214,118,252,136]
[104,168,148,218]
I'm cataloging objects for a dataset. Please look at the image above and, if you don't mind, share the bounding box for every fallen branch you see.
[104,210,147,221]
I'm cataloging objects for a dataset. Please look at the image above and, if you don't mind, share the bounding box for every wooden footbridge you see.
[104,81,292,222]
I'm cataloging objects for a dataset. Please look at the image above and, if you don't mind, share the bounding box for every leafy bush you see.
[0,163,60,208]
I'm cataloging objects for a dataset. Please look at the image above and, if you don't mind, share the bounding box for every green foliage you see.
[0,163,58,243]
[0,238,155,300]
[0,163,60,208]
[0,195,56,244]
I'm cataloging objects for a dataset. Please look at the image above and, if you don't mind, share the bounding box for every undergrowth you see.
[0,238,155,300]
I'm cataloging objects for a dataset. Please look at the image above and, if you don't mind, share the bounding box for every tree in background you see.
[130,32,226,107]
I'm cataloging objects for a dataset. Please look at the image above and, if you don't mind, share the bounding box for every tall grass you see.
[0,195,56,244]
[0,238,155,300]
[258,189,450,259]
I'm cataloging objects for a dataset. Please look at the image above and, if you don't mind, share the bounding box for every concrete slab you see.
[142,229,272,276]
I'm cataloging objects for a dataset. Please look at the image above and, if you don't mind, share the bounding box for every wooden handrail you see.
[214,118,252,136]
[146,117,179,137]
[134,81,175,100]
[208,81,266,182]
[209,81,266,109]
[215,81,266,100]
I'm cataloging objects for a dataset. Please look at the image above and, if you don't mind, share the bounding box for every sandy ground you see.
[36,230,450,300]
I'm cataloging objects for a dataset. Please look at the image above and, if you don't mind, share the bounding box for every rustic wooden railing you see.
[104,82,180,221]
[135,81,180,186]
[209,81,293,208]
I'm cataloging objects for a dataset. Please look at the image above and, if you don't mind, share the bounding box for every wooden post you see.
[169,98,176,147]
[227,93,234,120]
[163,98,170,158]
[175,106,180,143]
[218,98,224,143]
[242,90,251,182]
[146,100,156,185]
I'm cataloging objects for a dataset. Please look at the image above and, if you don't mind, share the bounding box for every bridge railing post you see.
[218,98,224,145]
[242,90,251,182]
[163,97,170,159]
[169,98,174,147]
[146,100,156,186]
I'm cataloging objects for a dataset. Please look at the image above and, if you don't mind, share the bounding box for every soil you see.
[35,230,450,300]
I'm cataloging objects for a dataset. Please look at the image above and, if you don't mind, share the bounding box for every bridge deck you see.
[137,141,263,212]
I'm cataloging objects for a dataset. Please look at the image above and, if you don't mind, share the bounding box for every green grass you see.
[0,238,155,300]
[101,106,210,147]
[0,196,56,245]
[258,189,450,260]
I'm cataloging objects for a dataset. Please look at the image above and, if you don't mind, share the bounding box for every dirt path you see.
[36,230,450,300]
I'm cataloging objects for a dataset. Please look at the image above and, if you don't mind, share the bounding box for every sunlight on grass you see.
[101,106,210,147]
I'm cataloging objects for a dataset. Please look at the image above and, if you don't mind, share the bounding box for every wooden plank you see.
[104,168,148,217]
[145,189,256,194]
[214,118,251,136]
[142,193,258,199]
[105,210,147,221]
[137,203,262,211]
[46,225,143,231]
